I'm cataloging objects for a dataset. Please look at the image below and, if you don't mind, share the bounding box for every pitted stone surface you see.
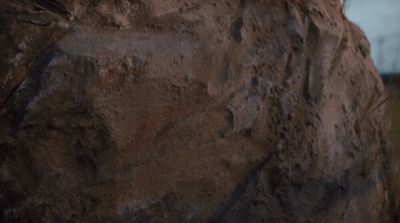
[0,0,393,222]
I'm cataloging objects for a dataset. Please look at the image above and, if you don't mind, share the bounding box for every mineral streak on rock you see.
[0,0,393,222]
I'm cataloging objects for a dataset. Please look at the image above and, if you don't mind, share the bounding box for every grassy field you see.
[390,86,400,156]
[383,76,400,155]
[388,84,400,219]
[393,95,400,154]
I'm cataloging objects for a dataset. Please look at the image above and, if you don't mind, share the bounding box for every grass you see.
[342,0,351,13]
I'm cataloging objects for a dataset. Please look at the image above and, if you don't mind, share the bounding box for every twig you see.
[358,82,389,125]
[19,18,51,27]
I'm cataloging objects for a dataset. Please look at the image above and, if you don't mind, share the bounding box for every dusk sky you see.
[346,0,400,74]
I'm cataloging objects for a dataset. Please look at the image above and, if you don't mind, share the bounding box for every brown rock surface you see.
[0,0,393,222]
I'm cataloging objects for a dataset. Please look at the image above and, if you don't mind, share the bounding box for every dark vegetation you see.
[382,74,400,221]
[382,75,400,153]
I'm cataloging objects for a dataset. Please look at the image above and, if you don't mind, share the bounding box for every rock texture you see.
[0,0,393,222]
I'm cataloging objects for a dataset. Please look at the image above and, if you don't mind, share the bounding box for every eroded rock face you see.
[0,0,392,222]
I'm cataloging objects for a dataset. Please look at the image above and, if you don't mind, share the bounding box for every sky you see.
[346,0,400,74]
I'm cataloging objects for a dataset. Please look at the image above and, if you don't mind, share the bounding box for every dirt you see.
[0,0,394,222]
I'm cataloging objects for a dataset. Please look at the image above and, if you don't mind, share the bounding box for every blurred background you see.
[346,0,400,156]
[346,1,399,213]
[347,0,400,75]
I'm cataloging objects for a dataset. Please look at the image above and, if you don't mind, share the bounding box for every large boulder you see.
[0,0,393,222]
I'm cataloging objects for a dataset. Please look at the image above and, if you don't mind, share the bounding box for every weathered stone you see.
[0,0,393,222]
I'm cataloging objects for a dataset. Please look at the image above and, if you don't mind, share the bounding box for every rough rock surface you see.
[0,0,393,222]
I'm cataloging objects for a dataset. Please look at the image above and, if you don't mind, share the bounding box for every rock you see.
[0,0,393,222]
